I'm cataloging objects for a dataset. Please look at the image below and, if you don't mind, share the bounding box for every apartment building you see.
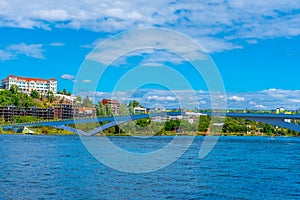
[1,74,57,94]
[102,99,120,115]
[0,106,54,121]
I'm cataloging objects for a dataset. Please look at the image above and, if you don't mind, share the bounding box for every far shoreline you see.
[1,132,299,137]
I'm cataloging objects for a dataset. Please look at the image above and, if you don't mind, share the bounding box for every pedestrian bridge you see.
[2,112,300,135]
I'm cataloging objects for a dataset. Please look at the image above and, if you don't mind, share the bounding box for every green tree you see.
[21,94,34,107]
[82,96,93,107]
[30,90,40,99]
[129,100,140,108]
[136,118,151,127]
[9,85,19,94]
[0,116,5,124]
[47,91,54,103]
[12,116,39,123]
[180,120,198,132]
[96,101,107,117]
[106,106,113,116]
[263,123,275,134]
[76,96,82,104]
[164,119,180,131]
[128,100,142,114]
[118,104,129,115]
[0,126,3,133]
[13,95,21,107]
[63,89,67,95]
[198,115,210,132]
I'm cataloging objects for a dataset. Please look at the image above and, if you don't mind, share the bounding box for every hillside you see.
[0,86,72,108]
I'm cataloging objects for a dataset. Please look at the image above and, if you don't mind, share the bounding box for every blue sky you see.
[1,0,300,109]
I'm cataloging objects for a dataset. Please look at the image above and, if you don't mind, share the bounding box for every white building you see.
[134,106,147,114]
[1,74,57,94]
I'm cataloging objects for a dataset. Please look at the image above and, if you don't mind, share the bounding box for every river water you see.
[0,135,299,199]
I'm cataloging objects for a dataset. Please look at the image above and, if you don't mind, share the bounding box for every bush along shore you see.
[1,117,299,137]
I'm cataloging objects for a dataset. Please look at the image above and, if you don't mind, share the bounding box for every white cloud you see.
[61,74,75,80]
[1,1,299,52]
[32,9,70,21]
[198,37,242,53]
[49,42,65,47]
[229,95,245,102]
[86,28,208,65]
[246,39,258,44]
[288,99,300,103]
[262,88,279,93]
[82,79,92,83]
[6,43,45,59]
[147,95,177,101]
[0,43,45,60]
[75,88,300,110]
[0,50,14,61]
[80,37,110,48]
[255,104,266,109]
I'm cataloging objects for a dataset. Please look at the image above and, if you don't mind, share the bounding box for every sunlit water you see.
[0,135,299,199]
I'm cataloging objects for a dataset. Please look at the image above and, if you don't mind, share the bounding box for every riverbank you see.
[1,130,298,137]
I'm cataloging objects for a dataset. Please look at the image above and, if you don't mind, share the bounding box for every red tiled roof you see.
[6,75,54,83]
[102,99,120,105]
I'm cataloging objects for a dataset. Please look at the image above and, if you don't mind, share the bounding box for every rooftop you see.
[5,74,57,82]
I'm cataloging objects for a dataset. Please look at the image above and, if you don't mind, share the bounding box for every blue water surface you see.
[0,135,299,200]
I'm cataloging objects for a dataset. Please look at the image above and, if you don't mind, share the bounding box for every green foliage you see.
[128,100,141,114]
[0,126,2,133]
[263,123,275,134]
[223,117,247,133]
[30,90,40,99]
[106,106,113,116]
[96,101,115,117]
[129,100,140,108]
[9,85,19,94]
[47,91,54,103]
[222,117,280,135]
[118,104,130,115]
[0,116,5,124]
[0,87,34,108]
[41,126,49,134]
[96,101,108,117]
[76,96,82,104]
[82,96,93,107]
[198,115,210,132]
[136,118,151,127]
[180,119,198,132]
[57,89,71,96]
[164,119,180,131]
[11,116,40,123]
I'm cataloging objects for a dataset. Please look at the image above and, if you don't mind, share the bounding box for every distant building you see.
[0,106,54,121]
[1,74,57,94]
[276,107,285,114]
[74,107,96,118]
[54,104,73,119]
[134,106,147,114]
[102,99,120,115]
[54,94,76,104]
